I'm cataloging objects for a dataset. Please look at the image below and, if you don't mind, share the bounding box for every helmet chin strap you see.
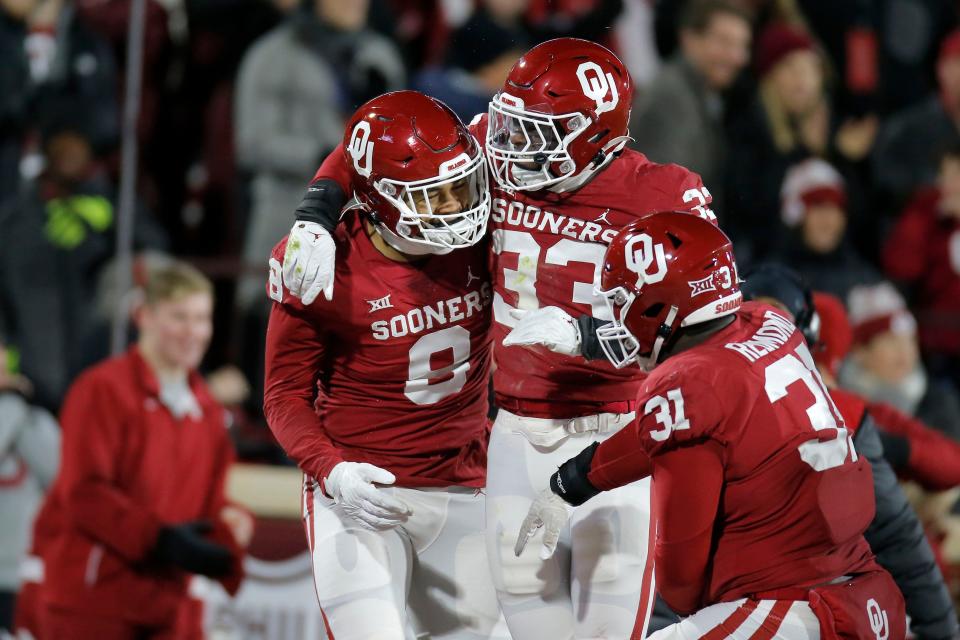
[550,135,632,194]
[641,305,679,372]
[375,222,453,256]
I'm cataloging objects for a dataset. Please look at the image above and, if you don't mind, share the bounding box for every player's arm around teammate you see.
[263,91,509,640]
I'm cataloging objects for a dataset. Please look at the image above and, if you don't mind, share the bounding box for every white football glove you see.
[502,307,582,356]
[283,221,336,304]
[323,462,412,531]
[514,489,573,560]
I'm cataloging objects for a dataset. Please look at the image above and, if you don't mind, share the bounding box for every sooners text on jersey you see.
[471,115,715,418]
[268,216,493,487]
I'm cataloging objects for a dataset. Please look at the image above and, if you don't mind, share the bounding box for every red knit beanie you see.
[755,23,816,78]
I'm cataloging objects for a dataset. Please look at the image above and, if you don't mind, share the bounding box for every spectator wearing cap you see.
[0,0,31,210]
[840,282,960,444]
[873,29,960,208]
[726,22,877,260]
[884,144,960,382]
[629,0,751,220]
[774,157,880,304]
[412,6,527,122]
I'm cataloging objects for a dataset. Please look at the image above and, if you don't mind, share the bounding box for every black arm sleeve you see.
[293,179,347,233]
[856,415,959,640]
[578,315,618,362]
[550,442,602,506]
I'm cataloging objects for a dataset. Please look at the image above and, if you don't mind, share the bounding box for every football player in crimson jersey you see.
[738,265,958,640]
[279,38,716,638]
[262,91,508,640]
[515,211,907,640]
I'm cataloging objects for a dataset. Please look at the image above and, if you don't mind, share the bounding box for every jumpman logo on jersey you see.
[466,266,480,287]
[367,294,393,313]
[594,209,612,224]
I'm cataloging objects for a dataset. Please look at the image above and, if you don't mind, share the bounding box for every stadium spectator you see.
[726,22,877,260]
[796,0,958,118]
[0,110,165,411]
[233,0,405,316]
[884,144,960,382]
[0,339,59,633]
[0,0,30,209]
[840,282,960,443]
[630,0,752,218]
[775,157,880,303]
[873,29,960,208]
[412,6,526,122]
[33,260,246,639]
[27,0,120,156]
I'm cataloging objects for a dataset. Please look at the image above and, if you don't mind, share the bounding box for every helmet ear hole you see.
[588,129,609,144]
[643,303,665,318]
[665,232,683,249]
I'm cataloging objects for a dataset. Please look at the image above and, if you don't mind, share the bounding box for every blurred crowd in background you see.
[5,0,960,627]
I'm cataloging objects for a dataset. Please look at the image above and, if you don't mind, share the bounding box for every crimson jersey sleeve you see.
[263,238,344,482]
[586,420,652,491]
[632,366,726,456]
[311,143,351,194]
[632,159,717,226]
[587,366,726,614]
[652,441,725,615]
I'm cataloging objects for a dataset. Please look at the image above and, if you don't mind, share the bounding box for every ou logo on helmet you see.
[348,121,374,178]
[625,233,667,288]
[866,598,888,640]
[576,61,619,115]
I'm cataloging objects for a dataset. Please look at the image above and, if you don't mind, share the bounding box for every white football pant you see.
[303,479,510,640]
[648,599,820,639]
[485,409,655,640]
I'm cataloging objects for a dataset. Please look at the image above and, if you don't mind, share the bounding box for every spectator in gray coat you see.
[0,339,59,633]
[629,0,751,220]
[233,0,405,314]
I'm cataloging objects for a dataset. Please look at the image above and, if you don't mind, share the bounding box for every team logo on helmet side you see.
[348,121,374,178]
[576,61,619,115]
[624,233,667,288]
[688,266,732,297]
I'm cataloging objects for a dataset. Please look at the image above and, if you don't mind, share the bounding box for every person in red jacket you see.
[34,261,245,639]
[883,144,960,381]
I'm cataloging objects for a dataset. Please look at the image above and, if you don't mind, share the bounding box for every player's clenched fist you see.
[282,220,336,304]
[514,489,573,560]
[323,461,412,531]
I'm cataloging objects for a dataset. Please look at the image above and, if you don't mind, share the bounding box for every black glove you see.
[154,520,233,577]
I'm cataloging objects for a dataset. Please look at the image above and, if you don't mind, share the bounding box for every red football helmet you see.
[485,38,633,193]
[596,211,742,370]
[343,90,489,255]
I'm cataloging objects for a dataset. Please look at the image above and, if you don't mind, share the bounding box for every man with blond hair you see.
[33,261,247,639]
